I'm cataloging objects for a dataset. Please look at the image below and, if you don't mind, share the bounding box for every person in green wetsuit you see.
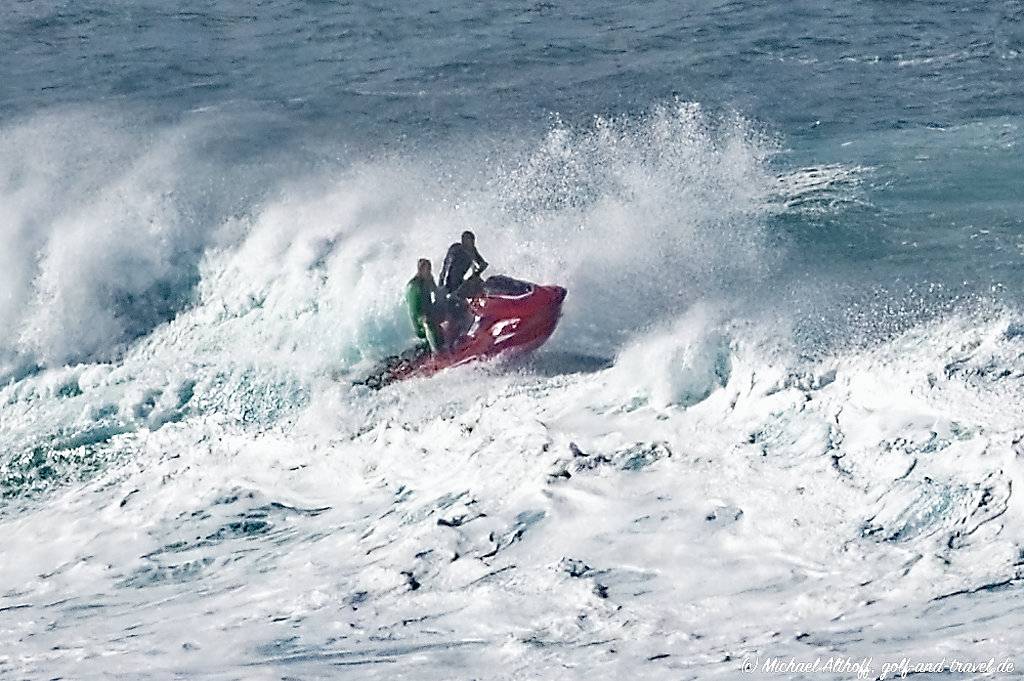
[405,258,444,353]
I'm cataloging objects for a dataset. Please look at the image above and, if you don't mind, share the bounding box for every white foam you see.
[4,108,1024,679]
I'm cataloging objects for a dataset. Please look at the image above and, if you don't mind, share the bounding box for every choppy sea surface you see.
[2,1,1024,678]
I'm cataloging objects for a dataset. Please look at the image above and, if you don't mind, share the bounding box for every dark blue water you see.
[5,1,1021,134]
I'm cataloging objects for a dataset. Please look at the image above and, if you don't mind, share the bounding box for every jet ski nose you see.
[552,286,567,304]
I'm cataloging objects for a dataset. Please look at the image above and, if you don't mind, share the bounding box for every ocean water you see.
[1,1,1023,678]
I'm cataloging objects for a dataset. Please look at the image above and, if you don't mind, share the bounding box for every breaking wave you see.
[3,102,1024,679]
[0,101,776,378]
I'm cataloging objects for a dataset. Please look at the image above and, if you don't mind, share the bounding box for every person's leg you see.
[450,295,472,338]
[421,317,443,354]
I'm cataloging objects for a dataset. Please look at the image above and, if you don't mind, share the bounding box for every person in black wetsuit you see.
[439,230,488,299]
[438,231,488,337]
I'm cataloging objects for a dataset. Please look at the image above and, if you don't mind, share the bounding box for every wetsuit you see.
[405,275,443,353]
[439,243,488,295]
[438,243,487,338]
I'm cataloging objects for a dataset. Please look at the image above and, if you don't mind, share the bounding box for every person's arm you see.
[427,275,443,312]
[471,246,488,274]
[439,244,457,290]
[405,280,424,328]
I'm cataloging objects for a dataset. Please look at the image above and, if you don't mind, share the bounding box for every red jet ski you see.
[360,275,567,389]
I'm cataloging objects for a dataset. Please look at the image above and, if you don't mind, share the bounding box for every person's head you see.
[417,258,432,277]
[461,230,476,249]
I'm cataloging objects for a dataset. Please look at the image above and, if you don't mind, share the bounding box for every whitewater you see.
[2,2,1024,679]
